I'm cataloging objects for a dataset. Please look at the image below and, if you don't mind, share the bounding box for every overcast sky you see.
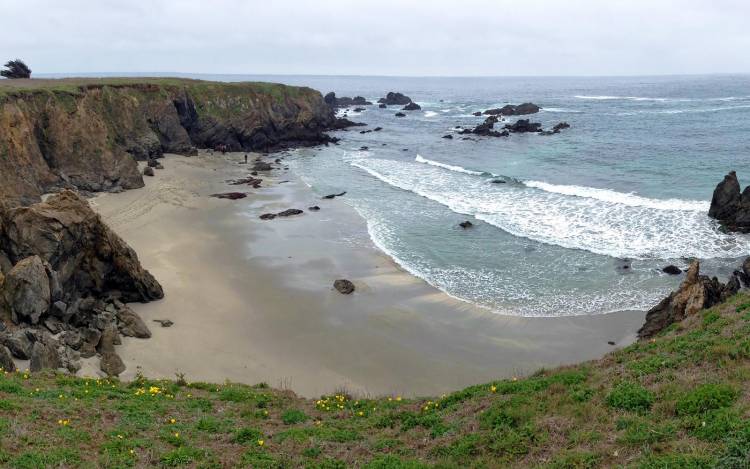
[2,0,749,77]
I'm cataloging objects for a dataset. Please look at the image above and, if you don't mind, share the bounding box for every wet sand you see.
[91,152,645,398]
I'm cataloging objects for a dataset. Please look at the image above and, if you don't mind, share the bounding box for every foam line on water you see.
[415,154,489,176]
[351,158,750,260]
[523,180,709,211]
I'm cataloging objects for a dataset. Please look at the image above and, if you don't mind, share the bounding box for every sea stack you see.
[708,171,750,232]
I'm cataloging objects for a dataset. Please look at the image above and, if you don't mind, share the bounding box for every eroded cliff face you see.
[0,79,337,205]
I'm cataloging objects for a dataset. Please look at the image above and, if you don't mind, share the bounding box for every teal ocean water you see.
[51,73,750,316]
[276,75,750,316]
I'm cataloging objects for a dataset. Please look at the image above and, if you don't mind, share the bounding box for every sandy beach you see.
[90,152,645,398]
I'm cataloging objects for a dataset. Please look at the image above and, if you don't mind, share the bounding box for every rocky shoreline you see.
[0,190,162,375]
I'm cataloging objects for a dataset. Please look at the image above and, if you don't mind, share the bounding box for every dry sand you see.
[90,152,645,398]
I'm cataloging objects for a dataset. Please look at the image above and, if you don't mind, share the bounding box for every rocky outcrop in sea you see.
[378,92,413,106]
[324,92,372,108]
[708,171,750,232]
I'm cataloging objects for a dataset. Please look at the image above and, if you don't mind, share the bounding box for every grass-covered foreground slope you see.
[1,294,750,468]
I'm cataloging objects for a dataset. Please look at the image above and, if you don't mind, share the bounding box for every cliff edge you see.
[0,78,337,205]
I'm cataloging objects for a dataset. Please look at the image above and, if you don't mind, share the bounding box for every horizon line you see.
[29,71,750,80]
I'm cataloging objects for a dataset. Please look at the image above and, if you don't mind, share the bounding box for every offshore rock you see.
[638,261,741,338]
[708,171,750,232]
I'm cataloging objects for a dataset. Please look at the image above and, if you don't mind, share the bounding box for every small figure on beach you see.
[244,154,248,164]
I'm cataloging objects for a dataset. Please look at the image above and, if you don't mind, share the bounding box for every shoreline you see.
[91,152,645,398]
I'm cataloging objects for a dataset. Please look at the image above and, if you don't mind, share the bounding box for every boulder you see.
[0,345,15,372]
[143,166,155,177]
[259,213,277,220]
[662,265,682,275]
[100,352,126,376]
[97,325,119,354]
[379,103,387,109]
[153,319,174,327]
[395,112,406,117]
[0,191,163,305]
[277,209,303,217]
[552,122,571,132]
[459,221,473,229]
[334,279,355,294]
[211,192,247,200]
[2,256,50,324]
[117,304,151,338]
[30,340,61,372]
[308,206,320,211]
[57,345,81,373]
[323,192,347,200]
[252,161,273,171]
[377,92,412,105]
[505,119,542,133]
[472,111,482,116]
[402,102,421,111]
[638,261,738,338]
[79,328,102,358]
[442,134,453,139]
[0,330,33,359]
[147,159,159,168]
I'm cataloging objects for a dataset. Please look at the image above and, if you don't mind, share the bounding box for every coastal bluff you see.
[0,78,338,205]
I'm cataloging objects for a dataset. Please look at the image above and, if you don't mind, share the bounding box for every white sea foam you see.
[615,104,750,116]
[423,111,439,117]
[575,95,669,101]
[415,154,487,176]
[523,180,709,211]
[352,158,750,260]
[541,107,582,113]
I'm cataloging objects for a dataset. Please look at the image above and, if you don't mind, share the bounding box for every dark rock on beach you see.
[153,319,174,328]
[402,102,421,111]
[211,192,247,200]
[395,112,406,117]
[277,209,303,217]
[260,213,277,220]
[334,279,355,294]
[143,166,155,177]
[378,92,413,106]
[323,192,347,199]
[442,134,453,139]
[459,221,474,229]
[308,206,320,211]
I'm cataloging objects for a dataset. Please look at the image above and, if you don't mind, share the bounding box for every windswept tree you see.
[1,59,32,79]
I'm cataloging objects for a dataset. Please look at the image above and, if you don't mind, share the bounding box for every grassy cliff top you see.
[1,294,749,468]
[0,77,314,99]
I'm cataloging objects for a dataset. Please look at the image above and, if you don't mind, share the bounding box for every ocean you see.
[52,73,750,317]
[278,74,750,317]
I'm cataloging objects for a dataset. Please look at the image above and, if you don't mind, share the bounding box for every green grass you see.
[1,293,750,467]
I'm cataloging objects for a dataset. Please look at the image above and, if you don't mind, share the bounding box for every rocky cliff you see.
[0,78,338,205]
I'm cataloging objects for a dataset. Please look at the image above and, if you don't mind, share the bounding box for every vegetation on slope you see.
[1,293,749,468]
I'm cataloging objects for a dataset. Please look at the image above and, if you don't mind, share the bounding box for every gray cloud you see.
[2,0,749,76]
